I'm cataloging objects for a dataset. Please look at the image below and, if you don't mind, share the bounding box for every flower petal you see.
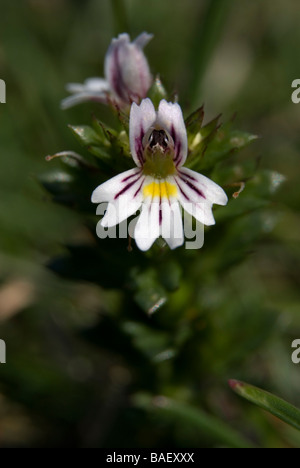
[129,98,156,167]
[180,198,215,226]
[156,100,188,167]
[101,195,142,228]
[174,175,216,226]
[133,32,154,49]
[61,78,110,109]
[104,34,130,102]
[179,167,228,206]
[161,200,184,249]
[91,168,141,203]
[61,92,108,109]
[92,168,145,227]
[119,44,152,102]
[134,198,161,251]
[66,78,109,94]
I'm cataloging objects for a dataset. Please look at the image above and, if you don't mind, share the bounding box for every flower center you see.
[142,129,177,179]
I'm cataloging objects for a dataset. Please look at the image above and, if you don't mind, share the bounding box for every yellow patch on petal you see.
[143,181,177,199]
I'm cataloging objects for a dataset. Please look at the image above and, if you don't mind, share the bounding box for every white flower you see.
[61,32,153,110]
[92,99,228,251]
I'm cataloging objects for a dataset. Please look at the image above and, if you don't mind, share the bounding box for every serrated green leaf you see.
[199,114,221,140]
[116,109,130,132]
[185,105,205,140]
[92,117,117,144]
[117,130,131,157]
[68,125,103,147]
[87,145,111,160]
[187,121,258,171]
[203,129,257,169]
[186,114,221,167]
[229,380,300,431]
[92,116,132,162]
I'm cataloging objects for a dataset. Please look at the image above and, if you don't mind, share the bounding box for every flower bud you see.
[62,32,153,110]
[104,32,153,105]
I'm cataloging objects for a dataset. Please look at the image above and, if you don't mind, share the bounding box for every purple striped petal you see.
[129,99,156,167]
[179,167,228,206]
[156,100,188,167]
[173,174,215,226]
[91,168,144,227]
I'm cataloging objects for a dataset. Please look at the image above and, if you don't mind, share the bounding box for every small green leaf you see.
[148,76,168,108]
[92,116,132,161]
[187,120,258,171]
[229,380,300,431]
[68,125,103,147]
[116,130,131,158]
[202,128,258,170]
[186,114,221,167]
[92,116,117,144]
[87,145,112,160]
[199,114,221,141]
[116,109,130,132]
[185,105,205,139]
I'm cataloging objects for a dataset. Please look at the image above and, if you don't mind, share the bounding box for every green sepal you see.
[68,125,104,147]
[148,76,168,108]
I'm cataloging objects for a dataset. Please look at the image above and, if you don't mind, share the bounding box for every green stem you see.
[111,0,130,35]
[188,0,233,104]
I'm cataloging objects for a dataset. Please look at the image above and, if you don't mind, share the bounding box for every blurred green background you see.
[0,0,300,448]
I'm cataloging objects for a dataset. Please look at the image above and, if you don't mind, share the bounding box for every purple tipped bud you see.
[105,33,153,105]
